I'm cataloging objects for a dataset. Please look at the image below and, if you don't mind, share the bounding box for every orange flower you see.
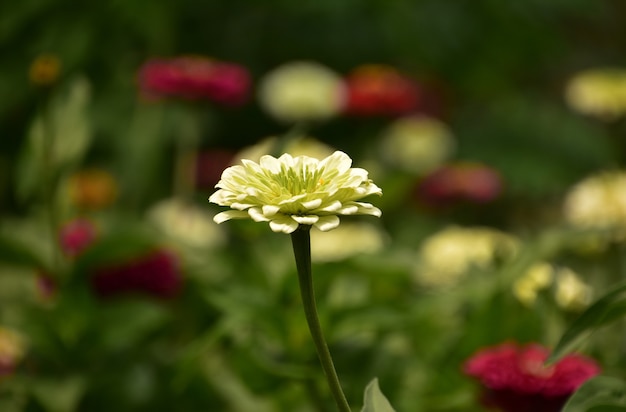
[29,54,62,86]
[67,169,118,210]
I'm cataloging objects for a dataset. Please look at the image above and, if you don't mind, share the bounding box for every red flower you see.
[59,219,97,257]
[137,56,250,106]
[464,342,600,412]
[91,249,182,300]
[344,65,421,116]
[417,162,502,206]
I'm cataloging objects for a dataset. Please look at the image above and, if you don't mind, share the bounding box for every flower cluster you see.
[91,249,182,299]
[210,151,382,234]
[565,67,626,120]
[138,56,250,105]
[464,342,600,412]
[344,65,421,116]
[417,162,502,206]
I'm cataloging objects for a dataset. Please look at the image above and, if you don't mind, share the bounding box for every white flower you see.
[310,222,387,262]
[415,226,518,287]
[563,171,626,238]
[234,136,335,164]
[555,268,592,311]
[513,262,554,306]
[148,198,225,250]
[258,61,346,123]
[209,151,382,234]
[380,116,455,175]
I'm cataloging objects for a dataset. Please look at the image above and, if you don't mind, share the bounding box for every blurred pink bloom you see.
[91,249,182,300]
[137,56,250,106]
[417,162,503,206]
[59,219,97,257]
[464,342,600,412]
[36,273,58,301]
[344,65,421,116]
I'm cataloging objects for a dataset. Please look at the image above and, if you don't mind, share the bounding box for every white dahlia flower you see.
[209,151,382,234]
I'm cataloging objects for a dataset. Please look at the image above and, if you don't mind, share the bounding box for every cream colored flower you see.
[380,116,455,175]
[563,171,626,239]
[148,198,225,250]
[209,151,382,234]
[565,68,626,120]
[310,222,387,262]
[258,61,346,123]
[415,226,518,287]
[555,268,592,311]
[513,262,554,306]
[234,136,335,164]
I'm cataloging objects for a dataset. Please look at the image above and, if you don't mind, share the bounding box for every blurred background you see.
[1,1,626,411]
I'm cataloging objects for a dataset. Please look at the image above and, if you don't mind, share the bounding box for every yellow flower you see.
[380,116,455,175]
[310,222,387,262]
[563,171,626,238]
[258,61,346,123]
[555,268,592,311]
[210,151,382,234]
[565,68,626,120]
[66,169,118,210]
[415,226,518,287]
[513,262,554,306]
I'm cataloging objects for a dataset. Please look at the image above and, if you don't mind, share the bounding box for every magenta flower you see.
[464,342,600,412]
[417,162,502,206]
[137,56,250,106]
[91,249,182,300]
[59,219,97,257]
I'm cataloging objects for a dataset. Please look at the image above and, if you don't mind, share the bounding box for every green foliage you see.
[362,378,396,412]
[563,376,626,412]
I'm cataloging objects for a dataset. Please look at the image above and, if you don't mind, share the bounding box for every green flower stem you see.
[290,225,351,412]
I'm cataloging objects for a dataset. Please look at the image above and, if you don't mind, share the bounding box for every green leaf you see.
[0,232,47,269]
[361,378,396,412]
[31,375,85,412]
[549,282,626,363]
[563,376,626,412]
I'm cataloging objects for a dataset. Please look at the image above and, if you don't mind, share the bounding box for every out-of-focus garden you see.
[2,1,626,411]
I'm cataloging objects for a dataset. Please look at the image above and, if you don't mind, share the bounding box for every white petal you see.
[337,205,359,215]
[292,215,320,225]
[208,191,225,204]
[262,204,281,216]
[231,202,254,210]
[259,155,282,174]
[320,151,352,174]
[302,198,323,209]
[353,202,382,217]
[319,200,342,212]
[314,215,340,231]
[213,210,249,224]
[248,207,270,222]
[269,216,299,233]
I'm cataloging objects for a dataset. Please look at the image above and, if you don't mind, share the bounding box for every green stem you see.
[290,225,351,412]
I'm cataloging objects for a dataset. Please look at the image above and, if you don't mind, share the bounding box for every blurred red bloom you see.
[59,219,97,257]
[91,249,182,300]
[195,148,236,190]
[417,162,503,206]
[137,56,250,106]
[344,65,421,116]
[464,342,600,412]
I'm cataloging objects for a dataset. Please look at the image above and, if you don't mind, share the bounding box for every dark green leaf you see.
[549,282,626,363]
[0,232,47,270]
[563,376,626,412]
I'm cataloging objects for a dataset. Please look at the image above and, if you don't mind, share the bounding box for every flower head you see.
[344,64,421,116]
[565,68,626,121]
[258,61,346,123]
[464,342,600,412]
[66,168,118,210]
[58,218,97,257]
[137,56,250,105]
[209,151,382,234]
[0,327,26,377]
[29,54,62,86]
[563,171,626,240]
[91,249,182,300]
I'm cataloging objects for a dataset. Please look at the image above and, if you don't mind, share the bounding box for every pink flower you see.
[137,56,250,106]
[59,219,97,257]
[344,65,421,116]
[417,162,502,206]
[464,342,600,412]
[91,249,182,300]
